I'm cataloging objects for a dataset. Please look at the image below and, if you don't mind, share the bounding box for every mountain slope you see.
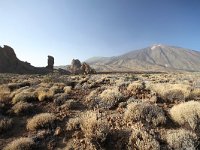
[86,44,200,72]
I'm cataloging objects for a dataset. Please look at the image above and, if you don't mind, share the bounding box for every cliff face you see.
[0,45,50,74]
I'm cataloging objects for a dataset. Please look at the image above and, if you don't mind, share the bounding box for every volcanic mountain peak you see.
[150,44,163,50]
[86,44,200,72]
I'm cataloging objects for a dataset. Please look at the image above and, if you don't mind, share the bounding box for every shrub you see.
[49,85,64,95]
[12,101,33,115]
[8,82,30,91]
[12,92,37,104]
[148,83,191,102]
[3,137,35,150]
[169,101,200,130]
[66,117,81,131]
[99,87,123,109]
[0,115,13,133]
[63,86,72,94]
[166,129,197,150]
[54,93,69,106]
[189,88,200,100]
[27,113,56,131]
[37,91,53,101]
[128,126,160,150]
[127,81,145,94]
[124,102,166,126]
[86,89,99,102]
[80,111,109,141]
[0,92,11,104]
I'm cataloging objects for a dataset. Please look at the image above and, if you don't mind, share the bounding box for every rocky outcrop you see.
[70,59,82,74]
[46,56,54,70]
[0,45,50,74]
[81,62,96,74]
[69,59,96,74]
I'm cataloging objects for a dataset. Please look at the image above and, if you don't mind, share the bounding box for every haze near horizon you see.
[0,0,200,67]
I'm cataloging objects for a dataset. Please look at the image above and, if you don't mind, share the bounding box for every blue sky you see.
[0,0,200,66]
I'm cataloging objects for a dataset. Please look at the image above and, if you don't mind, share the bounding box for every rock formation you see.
[81,62,96,74]
[46,55,54,70]
[69,59,96,74]
[0,45,51,74]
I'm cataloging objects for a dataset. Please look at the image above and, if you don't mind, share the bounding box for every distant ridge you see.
[85,44,200,72]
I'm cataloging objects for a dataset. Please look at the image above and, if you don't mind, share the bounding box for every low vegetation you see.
[169,100,200,130]
[0,115,13,133]
[166,129,198,150]
[124,102,166,126]
[1,73,200,149]
[3,137,35,150]
[27,113,56,131]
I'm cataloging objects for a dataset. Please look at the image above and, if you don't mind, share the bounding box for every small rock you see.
[54,127,62,136]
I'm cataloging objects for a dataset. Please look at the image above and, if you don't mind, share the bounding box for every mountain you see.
[86,44,200,72]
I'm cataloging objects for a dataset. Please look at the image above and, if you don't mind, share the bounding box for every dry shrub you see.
[64,138,99,150]
[148,83,191,102]
[8,82,30,91]
[86,89,99,102]
[27,113,56,131]
[66,117,81,131]
[166,129,198,150]
[169,101,200,130]
[127,81,145,94]
[189,88,200,100]
[0,92,11,104]
[54,93,69,106]
[60,99,79,110]
[63,86,72,94]
[10,86,30,98]
[124,102,166,126]
[0,115,13,133]
[3,137,35,150]
[99,87,123,109]
[128,126,160,150]
[49,85,64,95]
[37,90,53,101]
[12,92,37,104]
[12,101,33,115]
[80,111,109,141]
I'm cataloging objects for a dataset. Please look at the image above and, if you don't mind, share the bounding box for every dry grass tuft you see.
[128,126,160,150]
[169,100,200,130]
[3,137,35,150]
[27,113,56,131]
[166,129,197,150]
[124,102,166,126]
[0,115,13,133]
[148,83,191,102]
[12,101,33,115]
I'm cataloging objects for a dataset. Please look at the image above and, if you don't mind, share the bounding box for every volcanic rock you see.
[46,55,54,70]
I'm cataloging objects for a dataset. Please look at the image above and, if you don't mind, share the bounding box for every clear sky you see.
[0,0,200,67]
